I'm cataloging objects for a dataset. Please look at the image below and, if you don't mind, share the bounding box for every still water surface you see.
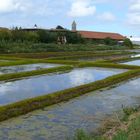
[0,63,61,75]
[122,59,140,66]
[0,68,125,105]
[0,77,139,140]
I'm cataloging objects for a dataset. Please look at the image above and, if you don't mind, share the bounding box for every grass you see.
[111,108,140,140]
[0,65,73,81]
[71,107,140,140]
[106,55,140,63]
[0,58,80,67]
[78,62,140,70]
[46,52,133,60]
[0,59,41,67]
[0,43,132,53]
[0,50,134,59]
[0,69,139,122]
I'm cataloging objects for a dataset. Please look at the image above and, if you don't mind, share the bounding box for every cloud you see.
[129,0,140,12]
[127,13,140,25]
[0,0,29,13]
[97,12,115,22]
[68,0,96,17]
[127,0,140,26]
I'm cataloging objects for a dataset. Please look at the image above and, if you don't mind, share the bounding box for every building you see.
[78,30,125,41]
[71,21,125,41]
[72,21,77,31]
[16,21,125,41]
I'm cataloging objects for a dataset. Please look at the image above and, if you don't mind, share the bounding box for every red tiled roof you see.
[78,30,125,41]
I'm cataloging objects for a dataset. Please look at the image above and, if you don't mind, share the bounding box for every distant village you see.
[0,21,139,45]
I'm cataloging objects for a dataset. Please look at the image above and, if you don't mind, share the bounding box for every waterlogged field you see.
[0,77,140,140]
[0,63,61,74]
[0,67,125,105]
[0,51,139,140]
[122,59,140,66]
[71,54,132,62]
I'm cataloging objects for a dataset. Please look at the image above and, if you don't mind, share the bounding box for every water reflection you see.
[0,78,140,140]
[131,54,140,58]
[122,59,140,66]
[0,68,125,105]
[0,63,61,74]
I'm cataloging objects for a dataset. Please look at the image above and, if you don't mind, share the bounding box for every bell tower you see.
[72,21,77,31]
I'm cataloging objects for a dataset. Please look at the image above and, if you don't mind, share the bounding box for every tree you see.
[123,38,133,49]
[56,25,64,30]
[104,37,117,45]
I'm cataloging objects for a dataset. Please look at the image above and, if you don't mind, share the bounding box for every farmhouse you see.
[71,21,125,41]
[20,21,125,42]
[78,31,125,41]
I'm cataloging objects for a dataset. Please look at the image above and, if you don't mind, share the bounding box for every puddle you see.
[0,63,61,74]
[0,67,125,105]
[0,77,140,140]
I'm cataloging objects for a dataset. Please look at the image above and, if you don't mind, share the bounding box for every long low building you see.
[78,30,125,41]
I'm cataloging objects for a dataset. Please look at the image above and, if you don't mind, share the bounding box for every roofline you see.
[77,30,124,36]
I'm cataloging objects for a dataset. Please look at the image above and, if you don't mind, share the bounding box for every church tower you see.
[72,21,77,31]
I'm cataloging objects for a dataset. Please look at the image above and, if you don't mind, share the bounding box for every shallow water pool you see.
[0,67,125,105]
[0,77,140,140]
[0,63,61,74]
[122,59,140,66]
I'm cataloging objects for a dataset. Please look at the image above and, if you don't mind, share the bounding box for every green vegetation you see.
[0,28,84,44]
[0,59,41,67]
[123,38,133,49]
[112,111,140,140]
[0,59,140,82]
[0,50,134,59]
[104,37,117,46]
[0,65,73,81]
[78,62,140,70]
[0,42,130,53]
[68,130,94,140]
[71,107,140,140]
[0,69,140,122]
[0,29,129,53]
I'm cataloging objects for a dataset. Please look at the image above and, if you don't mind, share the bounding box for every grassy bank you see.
[0,59,80,67]
[110,109,140,140]
[0,69,140,122]
[0,65,73,81]
[46,53,133,61]
[70,107,140,140]
[106,55,140,63]
[78,62,140,69]
[0,50,134,59]
[0,60,140,81]
[0,43,131,53]
[0,59,41,67]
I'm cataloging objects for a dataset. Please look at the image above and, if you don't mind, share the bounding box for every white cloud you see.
[97,12,115,22]
[127,13,140,25]
[0,0,29,13]
[127,0,140,26]
[68,0,96,17]
[129,0,140,12]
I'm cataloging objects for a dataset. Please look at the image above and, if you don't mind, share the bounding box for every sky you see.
[0,0,140,37]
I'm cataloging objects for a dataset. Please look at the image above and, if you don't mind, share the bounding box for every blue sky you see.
[0,0,140,37]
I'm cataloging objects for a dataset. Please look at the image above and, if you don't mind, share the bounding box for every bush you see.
[104,37,117,45]
[123,38,133,49]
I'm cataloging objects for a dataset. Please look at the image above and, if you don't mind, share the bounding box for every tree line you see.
[0,28,84,44]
